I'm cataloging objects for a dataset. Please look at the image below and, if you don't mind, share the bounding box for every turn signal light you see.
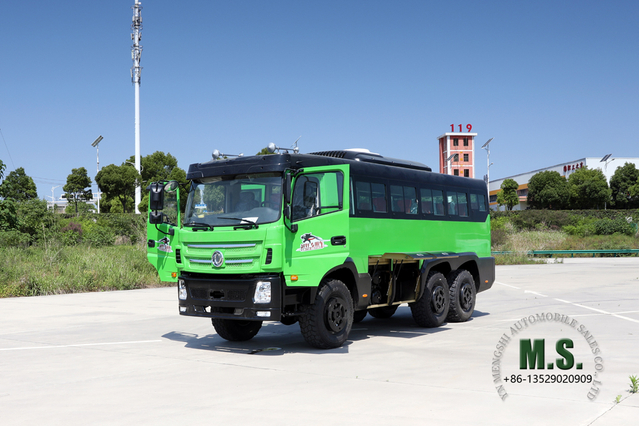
[291,275,299,281]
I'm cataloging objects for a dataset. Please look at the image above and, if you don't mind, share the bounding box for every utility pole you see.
[131,0,143,214]
[481,138,494,195]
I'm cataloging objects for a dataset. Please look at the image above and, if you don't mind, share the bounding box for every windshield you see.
[184,172,282,227]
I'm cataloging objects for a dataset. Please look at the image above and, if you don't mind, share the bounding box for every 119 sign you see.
[451,124,473,133]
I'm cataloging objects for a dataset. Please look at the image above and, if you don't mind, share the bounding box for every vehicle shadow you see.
[161,306,489,355]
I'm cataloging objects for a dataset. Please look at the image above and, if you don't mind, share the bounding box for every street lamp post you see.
[481,138,494,195]
[600,154,614,210]
[91,135,104,213]
[445,153,459,175]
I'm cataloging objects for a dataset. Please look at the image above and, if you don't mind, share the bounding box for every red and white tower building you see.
[438,131,477,178]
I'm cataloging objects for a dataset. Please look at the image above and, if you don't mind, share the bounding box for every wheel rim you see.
[325,296,348,333]
[460,283,473,311]
[431,285,446,314]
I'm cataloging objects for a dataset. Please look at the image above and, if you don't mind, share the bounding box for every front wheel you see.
[410,271,450,327]
[212,319,262,341]
[299,279,353,349]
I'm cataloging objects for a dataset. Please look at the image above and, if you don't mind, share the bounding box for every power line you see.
[0,127,16,169]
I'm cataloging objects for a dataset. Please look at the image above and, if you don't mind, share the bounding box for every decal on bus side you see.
[156,237,173,253]
[297,233,327,252]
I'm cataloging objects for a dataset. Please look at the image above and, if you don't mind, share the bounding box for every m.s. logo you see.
[297,233,326,252]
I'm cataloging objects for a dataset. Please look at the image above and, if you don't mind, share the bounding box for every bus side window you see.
[420,188,433,215]
[470,193,479,211]
[390,185,403,213]
[404,186,417,214]
[432,190,445,216]
[478,194,487,212]
[447,192,458,216]
[355,181,372,211]
[371,183,387,213]
[457,192,468,217]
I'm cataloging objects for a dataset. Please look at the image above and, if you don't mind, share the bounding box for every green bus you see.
[147,148,494,349]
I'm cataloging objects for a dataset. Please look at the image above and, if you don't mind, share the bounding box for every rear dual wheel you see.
[410,271,450,327]
[446,270,476,322]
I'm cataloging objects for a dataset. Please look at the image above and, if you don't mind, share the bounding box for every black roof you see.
[187,151,485,193]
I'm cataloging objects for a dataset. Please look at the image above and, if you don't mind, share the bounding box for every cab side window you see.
[292,172,343,221]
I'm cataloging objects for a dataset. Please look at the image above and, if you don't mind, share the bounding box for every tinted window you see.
[355,181,372,211]
[457,192,468,217]
[404,186,417,214]
[447,192,458,216]
[391,185,417,214]
[420,188,433,215]
[433,190,445,216]
[371,183,387,213]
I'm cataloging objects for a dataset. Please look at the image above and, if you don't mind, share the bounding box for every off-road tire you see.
[299,279,353,349]
[446,269,476,322]
[368,305,399,319]
[212,318,262,341]
[410,271,450,327]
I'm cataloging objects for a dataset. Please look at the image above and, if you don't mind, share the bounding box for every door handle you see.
[331,236,346,246]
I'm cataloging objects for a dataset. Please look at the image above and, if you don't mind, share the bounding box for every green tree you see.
[95,164,140,213]
[0,159,5,181]
[63,167,93,215]
[609,162,639,209]
[0,167,37,201]
[128,151,188,212]
[567,167,610,209]
[527,170,569,209]
[256,147,275,155]
[0,199,18,231]
[496,178,519,210]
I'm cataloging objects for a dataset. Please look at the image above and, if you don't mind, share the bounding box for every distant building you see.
[47,192,101,213]
[437,132,477,178]
[489,157,639,210]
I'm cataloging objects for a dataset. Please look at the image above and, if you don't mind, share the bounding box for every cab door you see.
[284,165,350,287]
[147,181,180,282]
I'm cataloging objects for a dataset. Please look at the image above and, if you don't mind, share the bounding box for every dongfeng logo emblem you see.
[212,250,224,267]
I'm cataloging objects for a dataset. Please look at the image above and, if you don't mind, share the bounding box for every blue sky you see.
[1,1,637,200]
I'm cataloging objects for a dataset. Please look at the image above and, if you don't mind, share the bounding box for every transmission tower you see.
[131,0,143,214]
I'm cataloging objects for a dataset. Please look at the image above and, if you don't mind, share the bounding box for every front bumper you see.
[178,273,282,321]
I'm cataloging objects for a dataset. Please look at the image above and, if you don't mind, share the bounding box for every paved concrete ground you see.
[1,258,638,425]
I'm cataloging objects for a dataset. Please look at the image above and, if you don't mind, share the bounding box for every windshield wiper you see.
[218,217,259,229]
[184,221,214,231]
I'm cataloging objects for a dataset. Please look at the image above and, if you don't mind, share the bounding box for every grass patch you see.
[0,245,171,298]
[494,253,546,265]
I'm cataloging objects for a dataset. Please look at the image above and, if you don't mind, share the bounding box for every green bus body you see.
[147,150,494,348]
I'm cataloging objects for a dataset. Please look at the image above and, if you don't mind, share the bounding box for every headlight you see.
[178,279,187,300]
[253,281,271,304]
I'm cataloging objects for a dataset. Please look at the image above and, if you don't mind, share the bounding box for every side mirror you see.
[149,211,163,224]
[149,182,164,210]
[165,181,178,192]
